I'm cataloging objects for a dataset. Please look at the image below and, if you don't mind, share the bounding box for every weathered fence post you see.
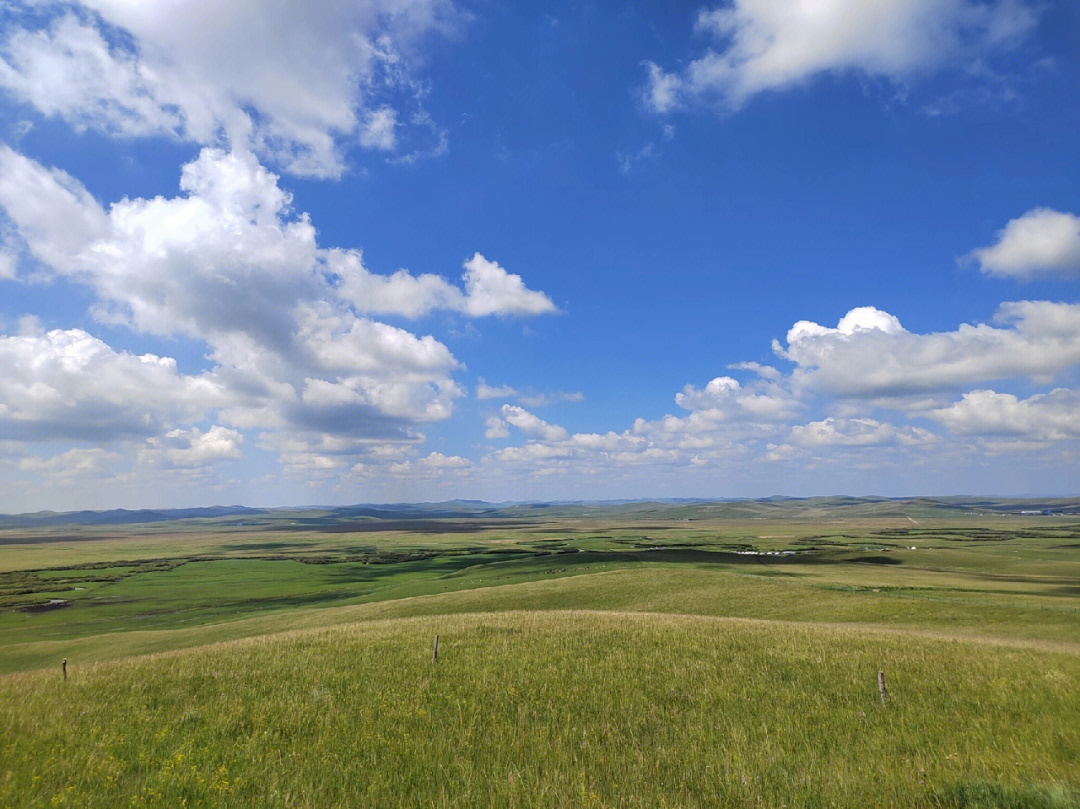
[877,670,888,705]
[432,634,439,663]
[62,658,67,682]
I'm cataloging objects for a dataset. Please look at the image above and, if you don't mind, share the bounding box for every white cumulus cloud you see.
[928,389,1080,441]
[459,253,559,317]
[965,208,1080,280]
[141,426,244,468]
[0,326,224,442]
[776,302,1080,397]
[499,405,569,442]
[333,251,555,319]
[0,145,557,469]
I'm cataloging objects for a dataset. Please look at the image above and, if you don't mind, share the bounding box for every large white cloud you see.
[0,146,554,334]
[0,145,556,466]
[0,1,462,176]
[0,146,457,443]
[0,14,183,138]
[776,302,1080,397]
[928,388,1080,441]
[643,0,1038,113]
[0,325,224,442]
[965,208,1080,281]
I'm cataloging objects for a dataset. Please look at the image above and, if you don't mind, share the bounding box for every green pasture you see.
[2,518,1078,671]
[1,512,1079,806]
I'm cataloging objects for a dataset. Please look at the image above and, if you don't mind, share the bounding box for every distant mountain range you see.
[2,496,1079,530]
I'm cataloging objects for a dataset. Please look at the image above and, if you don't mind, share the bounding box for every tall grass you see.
[3,610,1078,808]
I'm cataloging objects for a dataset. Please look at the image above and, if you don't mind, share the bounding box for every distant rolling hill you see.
[0,505,262,529]
[2,496,1079,530]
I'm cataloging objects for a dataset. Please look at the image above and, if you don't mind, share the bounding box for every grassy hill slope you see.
[3,606,1078,808]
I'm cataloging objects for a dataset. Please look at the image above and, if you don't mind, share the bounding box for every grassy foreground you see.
[3,609,1079,809]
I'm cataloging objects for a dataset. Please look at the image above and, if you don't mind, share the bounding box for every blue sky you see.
[1,0,1079,510]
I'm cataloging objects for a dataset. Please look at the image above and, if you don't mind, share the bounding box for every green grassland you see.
[2,501,1079,806]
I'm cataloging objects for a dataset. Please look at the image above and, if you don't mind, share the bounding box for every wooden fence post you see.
[62,658,67,682]
[877,670,888,705]
[432,634,439,663]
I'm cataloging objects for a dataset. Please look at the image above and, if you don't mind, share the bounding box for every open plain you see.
[2,498,1079,807]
